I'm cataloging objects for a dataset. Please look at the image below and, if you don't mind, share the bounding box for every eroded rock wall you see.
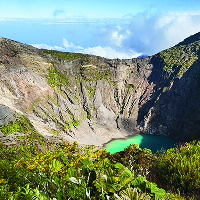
[1,37,200,145]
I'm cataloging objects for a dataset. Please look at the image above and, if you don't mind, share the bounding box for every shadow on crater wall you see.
[137,53,200,142]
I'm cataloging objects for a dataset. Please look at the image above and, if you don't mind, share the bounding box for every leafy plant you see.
[0,135,197,199]
[150,141,200,194]
[131,176,175,200]
[94,158,133,194]
[118,187,151,200]
[114,144,156,177]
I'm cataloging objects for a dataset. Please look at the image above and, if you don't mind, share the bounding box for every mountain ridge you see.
[1,32,200,147]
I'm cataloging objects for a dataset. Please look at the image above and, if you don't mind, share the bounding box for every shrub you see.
[0,137,196,199]
[150,141,200,194]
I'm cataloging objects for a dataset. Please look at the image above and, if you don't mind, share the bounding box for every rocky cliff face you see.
[1,34,200,146]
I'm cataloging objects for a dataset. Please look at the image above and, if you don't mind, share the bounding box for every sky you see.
[1,0,200,58]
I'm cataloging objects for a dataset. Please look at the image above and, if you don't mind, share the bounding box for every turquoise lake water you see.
[104,134,176,154]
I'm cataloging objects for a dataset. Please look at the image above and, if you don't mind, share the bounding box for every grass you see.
[127,84,134,94]
[42,49,86,61]
[86,86,96,100]
[160,42,200,78]
[79,65,115,86]
[64,111,81,131]
[0,115,36,135]
[48,64,70,90]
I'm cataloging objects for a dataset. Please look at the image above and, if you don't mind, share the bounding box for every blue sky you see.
[1,0,200,19]
[1,0,200,58]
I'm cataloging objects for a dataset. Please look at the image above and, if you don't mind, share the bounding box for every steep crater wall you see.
[0,37,200,146]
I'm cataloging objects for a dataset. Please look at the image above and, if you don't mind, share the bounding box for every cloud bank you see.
[32,11,200,59]
[33,38,141,59]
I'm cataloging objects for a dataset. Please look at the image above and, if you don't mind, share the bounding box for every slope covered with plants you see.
[0,136,199,199]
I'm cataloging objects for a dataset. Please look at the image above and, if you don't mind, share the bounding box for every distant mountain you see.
[1,32,200,147]
[138,54,148,58]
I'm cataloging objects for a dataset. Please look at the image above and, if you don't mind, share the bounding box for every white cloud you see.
[32,11,200,58]
[162,12,200,47]
[63,38,83,50]
[32,44,65,51]
[115,11,200,55]
[32,38,141,59]
[112,31,126,47]
[81,46,141,59]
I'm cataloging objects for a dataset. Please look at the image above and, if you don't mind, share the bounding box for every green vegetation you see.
[0,131,55,161]
[177,32,200,46]
[86,86,96,100]
[79,65,115,86]
[48,65,70,89]
[51,129,59,136]
[104,72,115,86]
[1,48,194,199]
[69,112,81,127]
[43,50,85,61]
[87,112,93,120]
[80,65,103,81]
[0,115,36,135]
[51,94,60,107]
[127,84,134,94]
[64,111,81,131]
[150,141,200,194]
[0,134,199,199]
[131,176,175,199]
[127,84,134,90]
[44,50,115,85]
[47,64,82,130]
[160,42,200,78]
[65,120,81,131]
[74,96,80,104]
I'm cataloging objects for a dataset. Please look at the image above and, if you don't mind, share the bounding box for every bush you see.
[150,141,200,194]
[0,136,198,199]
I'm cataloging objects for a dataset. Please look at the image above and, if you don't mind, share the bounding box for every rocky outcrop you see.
[1,34,200,146]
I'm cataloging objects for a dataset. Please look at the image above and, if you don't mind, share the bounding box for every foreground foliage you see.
[150,141,200,194]
[0,137,199,199]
